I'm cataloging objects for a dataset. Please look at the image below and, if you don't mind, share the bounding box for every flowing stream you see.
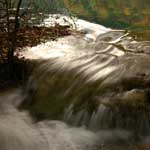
[0,16,150,150]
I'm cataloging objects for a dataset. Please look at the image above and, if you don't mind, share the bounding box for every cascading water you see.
[0,15,150,150]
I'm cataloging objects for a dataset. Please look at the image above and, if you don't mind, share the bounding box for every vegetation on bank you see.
[18,0,150,29]
[62,0,150,29]
[0,0,72,90]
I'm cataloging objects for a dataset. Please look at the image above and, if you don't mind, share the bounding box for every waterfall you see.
[0,15,150,149]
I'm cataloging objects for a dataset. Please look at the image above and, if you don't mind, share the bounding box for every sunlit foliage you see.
[62,0,150,28]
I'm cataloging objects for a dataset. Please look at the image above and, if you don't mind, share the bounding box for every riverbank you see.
[0,24,72,91]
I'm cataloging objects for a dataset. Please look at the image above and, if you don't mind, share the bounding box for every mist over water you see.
[1,16,150,150]
[0,90,139,150]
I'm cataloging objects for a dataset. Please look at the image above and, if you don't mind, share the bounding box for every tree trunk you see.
[7,0,22,77]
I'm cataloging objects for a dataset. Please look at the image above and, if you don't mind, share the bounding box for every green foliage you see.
[18,0,150,29]
[80,0,97,21]
[62,0,150,29]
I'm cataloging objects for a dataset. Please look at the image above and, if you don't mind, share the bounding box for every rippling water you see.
[1,16,150,149]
